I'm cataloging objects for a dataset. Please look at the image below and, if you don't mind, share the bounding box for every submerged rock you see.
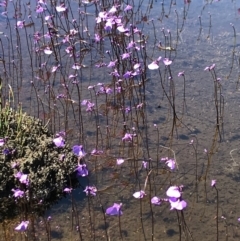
[0,107,79,222]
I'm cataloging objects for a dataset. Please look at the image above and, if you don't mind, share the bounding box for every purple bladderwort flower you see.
[36,5,44,13]
[142,161,147,169]
[166,159,176,170]
[116,158,124,165]
[15,221,29,231]
[166,185,187,210]
[3,148,12,155]
[126,40,136,50]
[169,197,187,210]
[94,33,101,43]
[163,58,172,66]
[15,172,29,186]
[166,186,181,198]
[51,65,60,73]
[56,4,67,12]
[123,71,132,79]
[133,190,146,199]
[81,100,95,112]
[161,157,176,170]
[69,74,78,79]
[44,47,52,55]
[106,203,123,216]
[209,63,215,70]
[91,149,103,156]
[117,25,129,33]
[95,62,107,68]
[110,69,120,77]
[17,21,24,29]
[122,133,133,142]
[137,103,143,109]
[107,60,117,68]
[11,162,18,169]
[72,145,86,159]
[76,164,88,177]
[125,106,131,113]
[0,138,5,146]
[124,5,133,11]
[133,63,141,70]
[33,32,41,44]
[63,187,72,193]
[72,63,81,70]
[12,189,24,198]
[178,71,185,77]
[83,186,97,196]
[148,56,162,70]
[108,5,118,14]
[211,179,216,187]
[151,196,162,205]
[53,136,65,147]
[121,52,131,60]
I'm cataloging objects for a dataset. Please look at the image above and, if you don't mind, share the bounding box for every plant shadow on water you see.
[1,0,240,241]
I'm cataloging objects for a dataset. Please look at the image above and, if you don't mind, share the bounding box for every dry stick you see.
[213,184,219,241]
[190,135,199,202]
[229,148,239,169]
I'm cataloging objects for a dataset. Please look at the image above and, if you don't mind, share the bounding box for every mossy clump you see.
[0,106,79,222]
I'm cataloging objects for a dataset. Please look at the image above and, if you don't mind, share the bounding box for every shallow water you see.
[1,0,240,240]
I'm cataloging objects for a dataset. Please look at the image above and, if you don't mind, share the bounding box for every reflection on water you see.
[1,0,240,240]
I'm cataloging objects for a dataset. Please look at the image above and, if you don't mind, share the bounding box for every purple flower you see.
[72,145,86,159]
[53,136,65,147]
[133,190,146,199]
[125,106,131,113]
[44,47,52,55]
[122,133,133,142]
[91,149,103,156]
[148,60,159,70]
[121,52,131,60]
[56,5,67,12]
[148,57,162,70]
[166,186,181,198]
[166,159,176,170]
[15,172,29,186]
[124,5,133,11]
[15,221,29,231]
[83,186,97,196]
[76,164,88,177]
[211,180,216,187]
[17,21,24,29]
[163,58,172,66]
[209,64,215,70]
[94,33,101,43]
[0,139,5,146]
[169,197,187,210]
[36,5,44,13]
[12,189,24,198]
[107,60,117,68]
[178,71,185,77]
[117,25,129,33]
[142,161,147,169]
[63,188,72,193]
[116,158,125,165]
[106,203,123,216]
[123,71,132,79]
[151,196,161,205]
[110,69,120,77]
